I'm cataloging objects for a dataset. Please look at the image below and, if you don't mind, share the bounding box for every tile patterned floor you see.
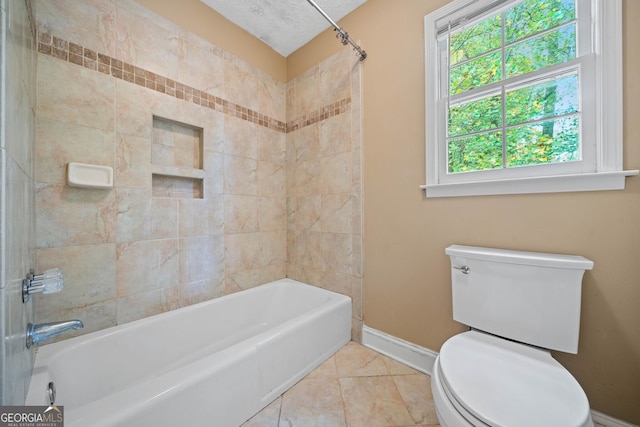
[241,342,441,427]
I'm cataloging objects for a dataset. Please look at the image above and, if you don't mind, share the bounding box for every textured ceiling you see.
[199,0,367,57]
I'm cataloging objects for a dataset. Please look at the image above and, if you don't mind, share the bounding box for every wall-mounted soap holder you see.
[67,162,113,189]
[22,268,64,303]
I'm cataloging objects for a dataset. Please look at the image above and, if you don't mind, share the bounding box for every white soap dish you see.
[67,162,113,189]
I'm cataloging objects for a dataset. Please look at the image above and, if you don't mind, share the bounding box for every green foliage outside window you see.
[446,0,579,174]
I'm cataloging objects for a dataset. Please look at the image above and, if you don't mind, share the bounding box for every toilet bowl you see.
[433,245,595,427]
[431,330,593,427]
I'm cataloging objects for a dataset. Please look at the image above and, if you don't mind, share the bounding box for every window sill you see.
[420,170,639,198]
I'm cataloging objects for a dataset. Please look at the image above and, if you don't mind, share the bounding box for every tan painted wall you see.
[289,0,640,423]
[134,0,287,82]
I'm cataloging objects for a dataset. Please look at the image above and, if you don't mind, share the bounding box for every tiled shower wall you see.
[286,49,363,340]
[0,0,37,404]
[33,0,362,341]
[34,0,286,336]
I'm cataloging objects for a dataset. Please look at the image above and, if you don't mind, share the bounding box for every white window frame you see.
[422,0,638,197]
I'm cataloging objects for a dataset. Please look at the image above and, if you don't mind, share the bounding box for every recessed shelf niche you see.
[151,116,204,199]
[152,116,203,169]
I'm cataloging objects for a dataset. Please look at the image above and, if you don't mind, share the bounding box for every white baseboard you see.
[361,325,438,375]
[362,325,636,427]
[592,410,638,427]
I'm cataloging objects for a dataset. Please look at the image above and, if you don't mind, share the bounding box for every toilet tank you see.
[445,245,594,354]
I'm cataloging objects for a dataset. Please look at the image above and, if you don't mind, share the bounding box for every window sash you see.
[435,0,594,184]
[423,0,637,197]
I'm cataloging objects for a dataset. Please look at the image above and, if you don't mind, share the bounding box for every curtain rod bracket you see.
[306,0,367,61]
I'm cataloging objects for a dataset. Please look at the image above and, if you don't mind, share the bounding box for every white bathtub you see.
[26,279,352,427]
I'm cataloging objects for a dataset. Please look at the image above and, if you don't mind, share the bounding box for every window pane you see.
[448,131,503,173]
[506,24,575,78]
[506,116,579,167]
[450,51,502,95]
[450,15,502,65]
[506,72,578,126]
[449,95,502,137]
[505,0,575,44]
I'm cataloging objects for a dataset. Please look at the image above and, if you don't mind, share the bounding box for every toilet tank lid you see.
[445,245,594,270]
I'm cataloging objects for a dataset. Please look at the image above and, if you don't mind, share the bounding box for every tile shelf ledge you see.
[150,165,205,180]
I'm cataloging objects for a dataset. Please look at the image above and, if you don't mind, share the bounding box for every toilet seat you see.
[437,331,593,427]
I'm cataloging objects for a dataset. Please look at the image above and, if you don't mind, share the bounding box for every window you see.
[423,0,637,197]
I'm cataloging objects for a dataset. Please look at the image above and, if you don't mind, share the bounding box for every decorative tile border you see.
[286,98,352,133]
[37,33,350,134]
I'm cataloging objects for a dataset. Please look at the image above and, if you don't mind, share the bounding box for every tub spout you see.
[27,320,83,348]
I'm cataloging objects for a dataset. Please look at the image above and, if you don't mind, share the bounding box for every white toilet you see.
[432,245,595,427]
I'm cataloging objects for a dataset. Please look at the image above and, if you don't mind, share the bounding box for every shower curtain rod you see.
[305,0,367,61]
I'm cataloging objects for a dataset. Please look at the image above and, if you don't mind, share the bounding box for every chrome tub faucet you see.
[26,320,84,348]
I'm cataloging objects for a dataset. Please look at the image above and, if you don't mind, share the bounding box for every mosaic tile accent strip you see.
[286,98,352,133]
[36,33,351,134]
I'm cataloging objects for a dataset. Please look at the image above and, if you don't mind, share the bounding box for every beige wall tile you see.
[223,59,284,120]
[179,274,225,306]
[319,49,352,108]
[224,155,258,195]
[258,230,286,267]
[36,184,116,248]
[116,133,152,189]
[179,235,224,284]
[177,28,224,96]
[5,45,34,173]
[116,286,180,325]
[115,80,178,138]
[5,159,33,283]
[258,197,286,232]
[292,125,321,163]
[203,150,225,195]
[291,159,321,197]
[36,0,116,56]
[150,198,179,239]
[321,152,352,195]
[294,230,323,270]
[224,195,259,234]
[288,65,320,117]
[224,232,263,274]
[35,118,115,185]
[258,161,285,197]
[36,244,117,316]
[292,195,321,231]
[321,193,353,234]
[116,189,151,243]
[116,239,179,296]
[179,198,210,237]
[259,127,286,165]
[37,55,115,131]
[206,194,225,236]
[40,300,117,341]
[225,263,286,294]
[224,115,259,159]
[115,0,179,79]
[320,113,351,157]
[321,232,352,275]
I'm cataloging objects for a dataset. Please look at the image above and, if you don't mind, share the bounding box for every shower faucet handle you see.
[22,268,65,303]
